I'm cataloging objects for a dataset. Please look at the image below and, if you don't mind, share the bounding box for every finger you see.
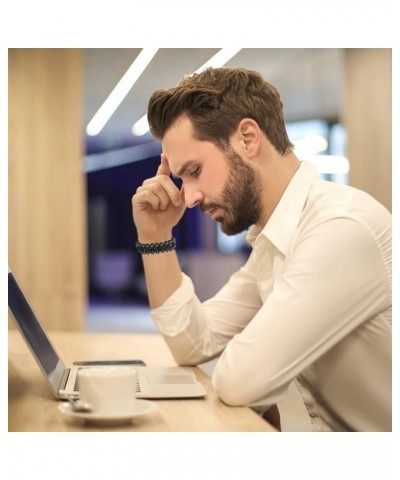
[156,153,170,176]
[137,175,179,209]
[136,182,171,210]
[134,188,163,211]
[143,175,181,206]
[180,185,185,205]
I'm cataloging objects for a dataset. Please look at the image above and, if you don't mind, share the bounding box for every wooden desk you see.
[8,330,276,432]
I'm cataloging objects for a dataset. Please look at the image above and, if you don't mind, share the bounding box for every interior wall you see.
[8,49,86,330]
[342,48,392,212]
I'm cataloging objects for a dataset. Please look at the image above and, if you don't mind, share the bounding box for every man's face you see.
[200,147,263,235]
[162,116,263,235]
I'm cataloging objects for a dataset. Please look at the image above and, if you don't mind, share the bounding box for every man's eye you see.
[190,167,201,177]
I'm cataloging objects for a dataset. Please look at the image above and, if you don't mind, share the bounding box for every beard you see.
[201,148,264,235]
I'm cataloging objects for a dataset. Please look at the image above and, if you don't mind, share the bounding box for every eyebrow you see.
[171,160,197,179]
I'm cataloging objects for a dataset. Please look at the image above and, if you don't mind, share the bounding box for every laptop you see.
[8,267,206,400]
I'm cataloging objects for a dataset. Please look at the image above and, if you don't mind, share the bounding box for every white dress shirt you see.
[151,161,392,431]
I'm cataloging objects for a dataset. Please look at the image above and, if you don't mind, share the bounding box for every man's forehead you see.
[164,114,194,140]
[161,118,198,175]
[162,119,191,152]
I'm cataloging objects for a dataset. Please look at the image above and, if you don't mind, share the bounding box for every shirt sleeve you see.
[151,251,263,365]
[212,216,392,407]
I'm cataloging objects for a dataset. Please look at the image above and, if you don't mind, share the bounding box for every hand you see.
[132,154,186,242]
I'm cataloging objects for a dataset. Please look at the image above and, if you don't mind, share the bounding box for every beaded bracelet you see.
[135,237,177,255]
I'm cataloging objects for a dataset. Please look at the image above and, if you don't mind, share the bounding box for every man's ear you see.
[232,118,262,159]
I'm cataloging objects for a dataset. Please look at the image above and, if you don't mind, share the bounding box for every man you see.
[131,67,392,431]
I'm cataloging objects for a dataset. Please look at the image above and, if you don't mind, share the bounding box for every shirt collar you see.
[247,160,317,255]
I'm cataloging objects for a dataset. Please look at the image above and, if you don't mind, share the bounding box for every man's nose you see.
[183,186,204,209]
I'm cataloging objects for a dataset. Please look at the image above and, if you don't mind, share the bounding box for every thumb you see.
[179,185,186,206]
[157,153,170,176]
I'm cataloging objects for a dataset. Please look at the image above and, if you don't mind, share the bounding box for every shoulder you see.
[301,179,391,238]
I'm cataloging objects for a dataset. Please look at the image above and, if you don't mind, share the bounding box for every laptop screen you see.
[8,270,65,394]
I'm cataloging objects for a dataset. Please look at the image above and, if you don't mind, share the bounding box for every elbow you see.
[164,338,209,367]
[212,361,288,407]
[169,350,200,367]
[213,385,243,407]
[212,368,255,406]
[212,354,263,406]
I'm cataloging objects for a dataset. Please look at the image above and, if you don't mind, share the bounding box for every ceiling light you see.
[193,48,241,73]
[131,48,241,136]
[131,114,152,137]
[86,48,158,136]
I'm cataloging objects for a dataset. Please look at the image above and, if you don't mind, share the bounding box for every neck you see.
[257,148,301,227]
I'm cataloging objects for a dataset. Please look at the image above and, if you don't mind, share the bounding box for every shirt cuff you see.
[150,273,195,336]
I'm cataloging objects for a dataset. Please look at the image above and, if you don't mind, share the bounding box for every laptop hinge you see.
[60,368,70,390]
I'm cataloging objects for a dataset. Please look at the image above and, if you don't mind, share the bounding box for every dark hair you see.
[147,67,294,154]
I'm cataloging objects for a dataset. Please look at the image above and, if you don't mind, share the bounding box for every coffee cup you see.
[78,366,137,415]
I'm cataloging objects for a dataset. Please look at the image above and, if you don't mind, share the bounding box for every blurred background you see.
[8,48,392,333]
[8,48,392,431]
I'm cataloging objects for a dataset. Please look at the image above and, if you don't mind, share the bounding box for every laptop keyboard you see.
[73,368,141,393]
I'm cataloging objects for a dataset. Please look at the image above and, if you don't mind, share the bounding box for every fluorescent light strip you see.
[194,48,241,73]
[132,114,152,137]
[132,48,241,136]
[86,48,159,136]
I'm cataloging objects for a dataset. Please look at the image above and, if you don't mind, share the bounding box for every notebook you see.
[8,267,206,400]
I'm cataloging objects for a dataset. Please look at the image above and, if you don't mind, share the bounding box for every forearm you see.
[151,264,262,366]
[141,248,183,309]
[132,154,188,308]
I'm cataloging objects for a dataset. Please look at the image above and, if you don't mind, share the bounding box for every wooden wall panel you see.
[342,49,392,212]
[8,49,86,330]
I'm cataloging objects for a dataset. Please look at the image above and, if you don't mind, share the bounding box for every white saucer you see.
[58,399,159,426]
